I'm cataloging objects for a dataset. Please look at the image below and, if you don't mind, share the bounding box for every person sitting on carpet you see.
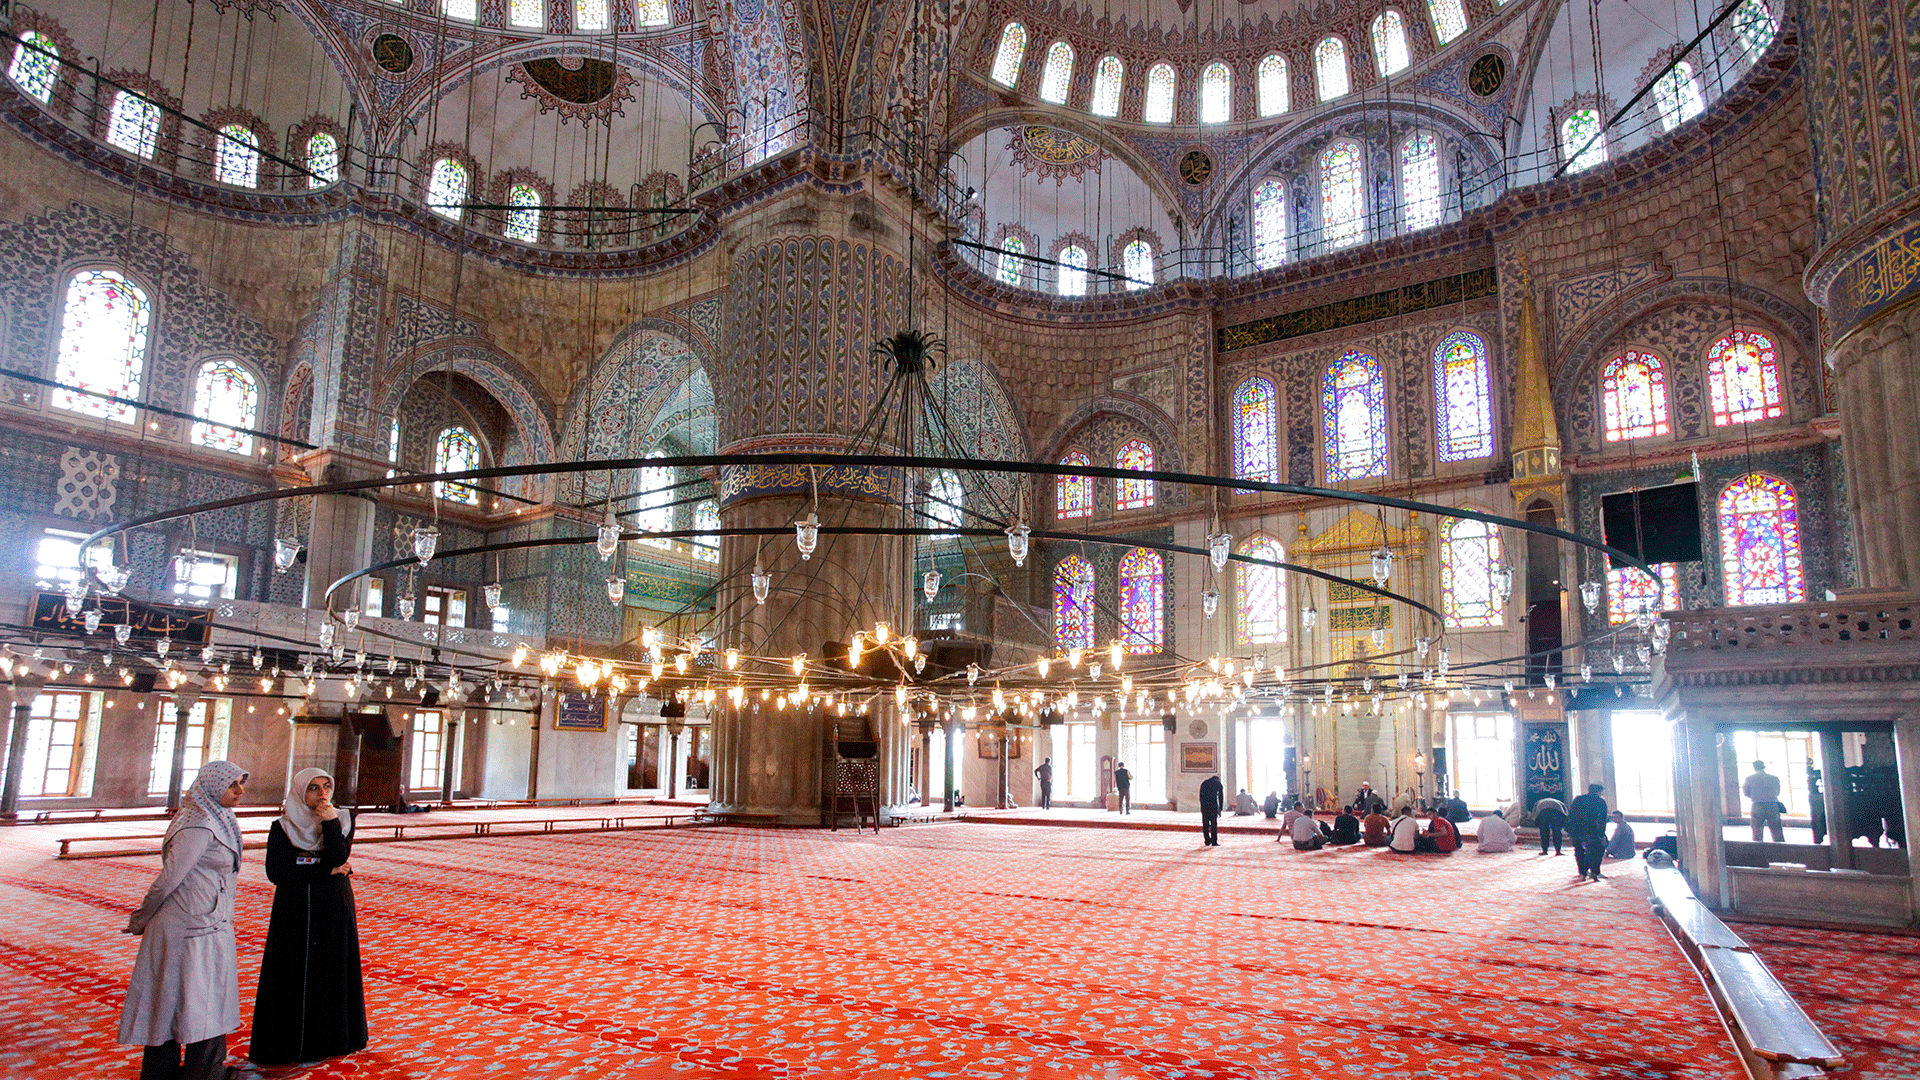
[1605,811,1637,861]
[1477,810,1517,853]
[1261,792,1280,819]
[1388,807,1422,854]
[1329,805,1362,846]
[1446,794,1471,824]
[1233,789,1258,816]
[1417,810,1460,854]
[1362,806,1392,847]
[1290,811,1331,851]
[1278,801,1304,835]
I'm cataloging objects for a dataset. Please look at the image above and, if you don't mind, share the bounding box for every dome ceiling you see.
[994,0,1431,45]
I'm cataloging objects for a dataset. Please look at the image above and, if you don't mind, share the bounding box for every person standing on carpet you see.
[1199,774,1224,845]
[1033,758,1053,811]
[250,768,366,1066]
[1568,784,1610,881]
[1113,762,1132,814]
[1531,796,1568,856]
[119,761,249,1080]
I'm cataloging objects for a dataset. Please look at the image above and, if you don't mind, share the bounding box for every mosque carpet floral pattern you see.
[1740,923,1920,1079]
[0,821,1750,1080]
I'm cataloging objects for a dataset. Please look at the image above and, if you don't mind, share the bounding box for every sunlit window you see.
[150,699,230,795]
[1429,0,1469,45]
[407,710,444,790]
[443,0,476,20]
[106,90,160,158]
[305,132,340,188]
[1708,330,1784,426]
[1252,179,1287,269]
[637,0,670,26]
[1053,555,1095,650]
[991,23,1028,87]
[576,0,609,32]
[997,235,1024,286]
[1200,61,1231,123]
[427,157,469,221]
[1057,244,1088,296]
[8,31,59,102]
[1731,0,1778,62]
[1144,62,1176,123]
[1236,536,1287,646]
[1433,331,1491,461]
[1039,41,1074,104]
[504,183,542,242]
[1115,439,1154,510]
[1719,474,1805,605]
[1122,239,1153,289]
[1653,59,1706,132]
[1119,548,1164,653]
[1232,377,1278,482]
[1257,54,1288,117]
[1319,140,1366,249]
[1608,564,1679,625]
[434,426,481,504]
[1560,108,1607,173]
[1441,518,1504,628]
[215,124,259,188]
[511,0,542,26]
[927,470,964,536]
[635,451,674,545]
[171,548,239,600]
[1324,350,1386,481]
[1315,37,1349,101]
[20,691,92,798]
[190,359,259,455]
[1602,350,1669,441]
[1089,55,1123,117]
[692,499,720,563]
[1057,450,1092,519]
[1401,131,1441,231]
[1372,12,1410,77]
[53,269,150,423]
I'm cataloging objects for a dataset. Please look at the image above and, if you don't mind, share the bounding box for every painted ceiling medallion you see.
[1005,125,1104,184]
[507,57,637,124]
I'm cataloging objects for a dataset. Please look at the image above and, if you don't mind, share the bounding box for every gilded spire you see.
[1510,255,1560,455]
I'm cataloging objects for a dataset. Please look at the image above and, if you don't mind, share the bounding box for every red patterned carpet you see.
[1740,923,1920,1079]
[1,819,1751,1079]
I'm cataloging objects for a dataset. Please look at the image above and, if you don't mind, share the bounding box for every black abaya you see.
[249,818,367,1065]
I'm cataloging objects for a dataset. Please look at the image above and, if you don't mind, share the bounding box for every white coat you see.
[116,826,241,1046]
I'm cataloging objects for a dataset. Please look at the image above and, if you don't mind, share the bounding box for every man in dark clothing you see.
[1568,783,1610,881]
[1261,791,1280,819]
[1113,763,1132,814]
[1446,794,1471,823]
[1034,758,1053,810]
[1199,774,1224,846]
[1329,805,1362,845]
[1532,796,1568,855]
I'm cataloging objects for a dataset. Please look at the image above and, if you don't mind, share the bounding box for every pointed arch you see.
[1054,554,1096,649]
[1601,350,1670,441]
[1119,548,1165,653]
[1719,474,1805,605]
[1236,535,1287,647]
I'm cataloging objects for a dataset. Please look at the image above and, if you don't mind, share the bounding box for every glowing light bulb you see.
[1037,657,1051,679]
[966,663,981,686]
[1088,662,1102,680]
[511,643,529,667]
[1067,647,1083,669]
[724,648,740,670]
[792,654,806,675]
[902,637,918,660]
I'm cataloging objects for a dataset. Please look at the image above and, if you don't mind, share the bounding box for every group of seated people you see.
[1270,790,1645,859]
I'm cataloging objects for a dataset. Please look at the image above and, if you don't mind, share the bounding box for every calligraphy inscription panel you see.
[1523,722,1568,806]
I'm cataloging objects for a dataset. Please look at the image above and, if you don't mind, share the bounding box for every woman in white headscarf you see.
[118,760,248,1080]
[249,768,366,1065]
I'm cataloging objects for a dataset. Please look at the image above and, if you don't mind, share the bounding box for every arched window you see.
[1257,54,1289,117]
[1200,61,1232,123]
[427,158,469,221]
[1429,0,1469,44]
[1315,37,1350,101]
[434,427,481,504]
[1708,330,1784,426]
[1233,377,1279,482]
[1372,12,1410,77]
[1400,131,1442,231]
[1608,564,1678,625]
[504,184,543,242]
[1143,63,1177,123]
[1053,554,1096,650]
[443,0,476,19]
[52,269,151,423]
[1057,450,1093,519]
[106,90,160,158]
[692,499,720,563]
[1089,55,1124,116]
[305,133,340,188]
[1719,474,1805,605]
[1236,537,1288,646]
[635,451,675,545]
[1115,439,1155,509]
[511,0,541,26]
[1319,140,1366,250]
[927,469,964,535]
[1653,60,1705,132]
[1122,239,1154,289]
[1057,244,1089,296]
[1039,41,1074,104]
[991,23,1028,86]
[215,124,259,188]
[1601,350,1670,441]
[1252,179,1287,269]
[1434,331,1492,461]
[1324,350,1387,481]
[996,235,1025,286]
[636,0,670,26]
[1119,549,1164,653]
[9,32,58,102]
[190,360,258,454]
[1442,518,1504,628]
[1560,108,1607,173]
[575,0,609,30]
[1732,0,1778,61]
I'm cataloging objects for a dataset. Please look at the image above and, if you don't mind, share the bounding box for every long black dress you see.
[249,818,367,1065]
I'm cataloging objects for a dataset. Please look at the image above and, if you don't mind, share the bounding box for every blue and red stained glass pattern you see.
[1441,518,1504,628]
[1608,563,1679,624]
[1324,351,1386,481]
[434,426,481,505]
[52,269,151,423]
[1053,554,1096,650]
[1602,350,1670,441]
[1708,330,1784,426]
[1119,548,1164,653]
[1115,439,1154,509]
[1236,536,1287,647]
[1233,377,1278,482]
[190,359,259,454]
[1719,474,1805,605]
[1434,331,1492,461]
[1057,450,1092,519]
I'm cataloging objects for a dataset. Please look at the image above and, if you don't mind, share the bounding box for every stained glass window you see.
[1602,350,1670,441]
[1315,37,1349,101]
[305,132,340,188]
[1372,12,1410,77]
[1253,179,1287,269]
[1090,55,1124,117]
[1719,474,1805,605]
[1442,518,1503,628]
[434,426,480,504]
[1144,63,1177,123]
[215,124,259,187]
[52,269,151,423]
[1708,330,1783,426]
[1058,245,1089,296]
[635,451,674,545]
[1236,537,1288,646]
[1233,377,1278,482]
[1324,350,1387,481]
[505,184,542,241]
[9,31,58,102]
[927,470,964,535]
[997,235,1024,286]
[1607,563,1679,625]
[428,158,468,221]
[692,499,720,563]
[1560,108,1606,173]
[575,0,609,30]
[1429,0,1469,44]
[1433,331,1492,461]
[1119,548,1164,653]
[1039,41,1074,104]
[1053,554,1095,650]
[106,90,160,158]
[637,0,670,26]
[1732,0,1777,61]
[1653,60,1705,133]
[1257,54,1288,117]
[1200,62,1231,124]
[190,360,258,455]
[1401,131,1442,231]
[444,0,476,20]
[1057,450,1092,519]
[991,23,1027,86]
[1115,439,1154,510]
[511,0,541,26]
[1320,140,1366,250]
[1123,239,1154,289]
